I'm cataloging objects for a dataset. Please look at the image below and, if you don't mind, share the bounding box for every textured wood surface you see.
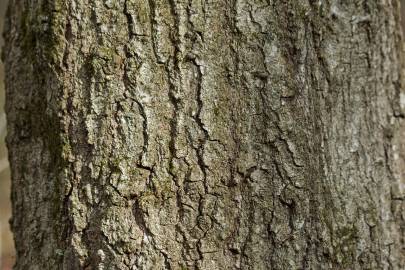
[3,0,405,269]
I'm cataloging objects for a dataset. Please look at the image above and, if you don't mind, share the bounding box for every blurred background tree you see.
[0,0,13,269]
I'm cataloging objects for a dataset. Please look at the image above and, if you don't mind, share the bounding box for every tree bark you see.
[3,0,405,269]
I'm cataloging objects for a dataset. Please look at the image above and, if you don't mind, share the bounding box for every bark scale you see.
[3,0,405,269]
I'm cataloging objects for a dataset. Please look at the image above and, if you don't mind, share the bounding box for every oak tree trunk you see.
[3,0,405,269]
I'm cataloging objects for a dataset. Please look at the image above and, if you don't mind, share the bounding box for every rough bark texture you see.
[3,0,405,269]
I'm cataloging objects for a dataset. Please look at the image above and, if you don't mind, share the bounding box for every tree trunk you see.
[3,0,405,269]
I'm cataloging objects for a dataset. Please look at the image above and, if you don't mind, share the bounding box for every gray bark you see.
[2,0,405,269]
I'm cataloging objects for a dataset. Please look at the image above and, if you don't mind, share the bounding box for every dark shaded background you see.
[0,1,405,269]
